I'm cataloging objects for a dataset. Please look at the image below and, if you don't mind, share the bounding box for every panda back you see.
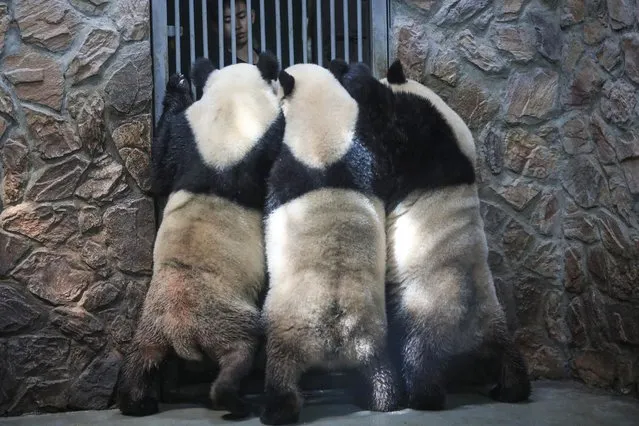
[166,111,284,211]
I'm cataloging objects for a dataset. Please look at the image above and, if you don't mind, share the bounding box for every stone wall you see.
[0,0,637,417]
[392,0,639,396]
[0,0,154,415]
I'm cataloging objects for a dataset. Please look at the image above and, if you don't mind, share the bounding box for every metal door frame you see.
[151,0,390,124]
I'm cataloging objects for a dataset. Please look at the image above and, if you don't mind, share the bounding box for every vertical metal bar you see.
[189,0,196,97]
[343,0,349,62]
[275,0,282,62]
[247,0,253,63]
[302,0,308,63]
[329,0,335,59]
[218,0,224,67]
[230,0,237,64]
[189,0,195,62]
[174,0,181,73]
[260,0,266,53]
[152,0,168,124]
[202,0,209,58]
[287,0,294,66]
[316,0,322,66]
[370,0,388,78]
[356,0,362,61]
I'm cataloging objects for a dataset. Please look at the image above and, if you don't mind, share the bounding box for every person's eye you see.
[224,18,231,23]
[238,12,246,19]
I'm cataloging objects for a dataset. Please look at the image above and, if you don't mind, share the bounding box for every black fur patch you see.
[265,137,377,213]
[387,59,407,85]
[151,74,194,197]
[153,111,285,210]
[328,58,350,81]
[330,60,475,211]
[190,57,215,94]
[278,70,295,97]
[257,50,280,82]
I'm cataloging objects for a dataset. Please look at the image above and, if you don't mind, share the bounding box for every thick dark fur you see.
[117,52,284,419]
[152,53,284,207]
[328,60,475,210]
[150,73,194,197]
[260,65,400,425]
[329,59,531,409]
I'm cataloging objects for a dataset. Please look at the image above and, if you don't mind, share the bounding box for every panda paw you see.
[167,73,190,94]
[407,385,446,411]
[118,394,159,417]
[260,391,302,425]
[209,387,251,420]
[490,380,531,403]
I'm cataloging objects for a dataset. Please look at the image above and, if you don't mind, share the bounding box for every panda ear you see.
[257,50,280,82]
[190,57,216,92]
[387,59,407,85]
[278,70,295,97]
[329,59,349,82]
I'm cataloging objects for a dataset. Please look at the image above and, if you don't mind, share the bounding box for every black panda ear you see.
[278,69,295,97]
[190,57,216,92]
[257,50,280,82]
[329,59,349,82]
[387,59,407,84]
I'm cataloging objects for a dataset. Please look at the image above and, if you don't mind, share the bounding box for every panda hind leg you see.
[351,345,402,412]
[205,343,256,420]
[488,324,531,403]
[260,348,304,425]
[117,331,168,416]
[402,334,449,411]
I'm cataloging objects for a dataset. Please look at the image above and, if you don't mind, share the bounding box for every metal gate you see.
[151,0,390,123]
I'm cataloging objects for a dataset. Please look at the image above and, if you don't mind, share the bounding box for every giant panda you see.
[259,63,400,425]
[329,59,531,410]
[117,51,284,419]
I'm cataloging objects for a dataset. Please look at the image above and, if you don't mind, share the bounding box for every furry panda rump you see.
[264,188,388,365]
[262,189,399,424]
[380,61,530,409]
[118,189,265,418]
[260,64,400,425]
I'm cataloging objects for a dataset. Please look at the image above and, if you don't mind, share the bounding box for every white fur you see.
[155,190,265,299]
[264,188,387,366]
[379,76,507,354]
[386,185,503,352]
[186,63,280,169]
[278,64,359,169]
[381,77,476,165]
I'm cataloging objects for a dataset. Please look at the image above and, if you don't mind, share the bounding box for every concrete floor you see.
[1,381,638,426]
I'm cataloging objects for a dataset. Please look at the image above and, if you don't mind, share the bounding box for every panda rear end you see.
[260,64,400,425]
[117,53,283,419]
[331,59,531,410]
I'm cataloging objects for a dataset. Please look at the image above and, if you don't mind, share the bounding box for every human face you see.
[223,1,254,48]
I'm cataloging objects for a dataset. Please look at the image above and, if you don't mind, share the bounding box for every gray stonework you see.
[0,0,638,418]
[0,0,153,415]
[391,0,639,397]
